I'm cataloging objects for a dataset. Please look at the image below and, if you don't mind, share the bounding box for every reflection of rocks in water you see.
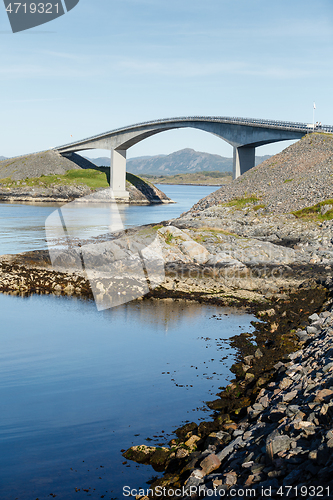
[101,298,246,332]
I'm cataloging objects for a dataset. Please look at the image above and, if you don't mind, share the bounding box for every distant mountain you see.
[84,154,165,167]
[84,149,271,174]
[0,156,7,161]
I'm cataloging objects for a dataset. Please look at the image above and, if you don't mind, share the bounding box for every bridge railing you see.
[55,116,333,150]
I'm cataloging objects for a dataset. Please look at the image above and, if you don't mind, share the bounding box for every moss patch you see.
[253,204,266,211]
[222,195,261,209]
[292,199,333,221]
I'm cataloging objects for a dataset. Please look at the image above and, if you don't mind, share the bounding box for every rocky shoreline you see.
[2,217,332,305]
[122,299,333,499]
[1,224,333,498]
[116,134,333,497]
[2,131,333,497]
[0,178,173,205]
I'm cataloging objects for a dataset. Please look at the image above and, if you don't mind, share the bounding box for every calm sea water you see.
[0,184,254,500]
[0,184,218,255]
[0,294,254,500]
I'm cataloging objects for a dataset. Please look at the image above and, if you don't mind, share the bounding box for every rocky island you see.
[1,132,333,497]
[0,150,172,204]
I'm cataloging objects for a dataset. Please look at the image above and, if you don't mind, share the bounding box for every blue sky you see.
[1,0,333,159]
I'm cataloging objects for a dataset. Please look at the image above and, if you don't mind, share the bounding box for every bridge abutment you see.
[233,145,255,179]
[110,148,129,200]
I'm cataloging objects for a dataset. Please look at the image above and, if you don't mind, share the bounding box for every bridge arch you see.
[55,116,325,199]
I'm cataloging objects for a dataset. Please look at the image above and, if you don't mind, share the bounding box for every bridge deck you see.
[55,115,333,151]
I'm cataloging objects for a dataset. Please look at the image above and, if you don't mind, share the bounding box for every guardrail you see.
[55,116,333,150]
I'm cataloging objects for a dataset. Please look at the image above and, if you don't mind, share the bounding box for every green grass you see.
[190,227,240,242]
[253,203,266,211]
[284,178,293,183]
[165,233,174,244]
[222,195,260,209]
[293,199,333,221]
[0,169,109,189]
[141,171,232,185]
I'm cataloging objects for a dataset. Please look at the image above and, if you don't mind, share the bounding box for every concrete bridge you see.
[55,116,333,200]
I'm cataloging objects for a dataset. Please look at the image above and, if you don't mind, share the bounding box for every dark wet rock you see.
[175,422,198,441]
[282,469,302,485]
[197,421,219,437]
[123,445,170,466]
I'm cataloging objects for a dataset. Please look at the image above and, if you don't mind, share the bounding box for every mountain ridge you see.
[84,148,271,174]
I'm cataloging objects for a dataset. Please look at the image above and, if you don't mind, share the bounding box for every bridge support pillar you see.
[110,148,129,200]
[233,145,255,179]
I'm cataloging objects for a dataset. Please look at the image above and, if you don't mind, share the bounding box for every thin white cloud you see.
[0,53,330,81]
[115,58,322,79]
[39,50,87,60]
[0,62,97,79]
[139,18,333,41]
[5,97,65,103]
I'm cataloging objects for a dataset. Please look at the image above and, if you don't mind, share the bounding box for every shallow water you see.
[0,293,254,500]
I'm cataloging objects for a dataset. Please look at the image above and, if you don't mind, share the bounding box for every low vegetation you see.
[189,227,239,243]
[253,203,267,211]
[0,169,109,189]
[222,195,261,209]
[293,199,333,221]
[141,171,232,185]
[165,233,174,244]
